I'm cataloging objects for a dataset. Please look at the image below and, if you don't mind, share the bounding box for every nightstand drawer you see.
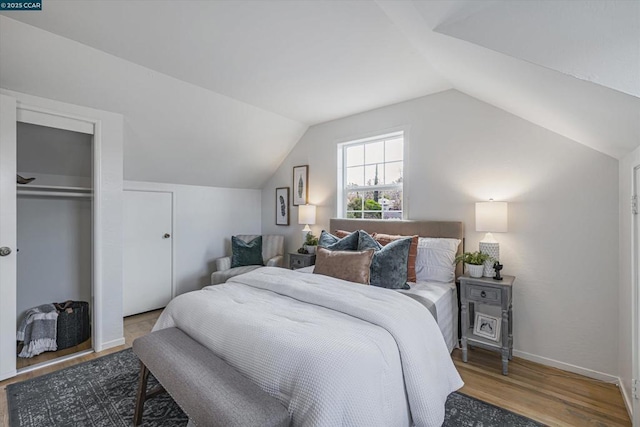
[289,253,316,270]
[467,285,501,304]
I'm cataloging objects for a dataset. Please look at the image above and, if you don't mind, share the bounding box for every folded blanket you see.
[17,304,58,358]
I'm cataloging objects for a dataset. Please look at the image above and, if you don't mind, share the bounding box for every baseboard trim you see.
[512,350,618,383]
[618,377,634,420]
[99,337,125,352]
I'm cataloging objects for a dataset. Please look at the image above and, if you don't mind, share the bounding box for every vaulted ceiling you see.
[1,0,638,187]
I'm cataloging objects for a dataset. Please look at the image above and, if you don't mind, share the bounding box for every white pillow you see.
[415,237,462,283]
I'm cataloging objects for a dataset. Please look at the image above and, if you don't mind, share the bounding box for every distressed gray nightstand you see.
[289,253,316,270]
[459,273,515,375]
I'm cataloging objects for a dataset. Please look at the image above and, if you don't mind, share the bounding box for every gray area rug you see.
[7,348,544,426]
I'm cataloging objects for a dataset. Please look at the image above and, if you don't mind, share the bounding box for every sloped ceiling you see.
[433,0,640,98]
[1,1,638,189]
[377,0,640,159]
[0,1,449,125]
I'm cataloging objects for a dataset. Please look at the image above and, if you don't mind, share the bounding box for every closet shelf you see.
[17,184,92,199]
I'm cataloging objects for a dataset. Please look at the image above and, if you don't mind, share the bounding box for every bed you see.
[153,219,465,426]
[327,218,465,353]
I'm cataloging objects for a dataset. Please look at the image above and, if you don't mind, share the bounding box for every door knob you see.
[163,233,171,239]
[0,247,11,256]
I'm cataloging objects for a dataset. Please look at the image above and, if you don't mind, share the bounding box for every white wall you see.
[17,198,91,321]
[262,89,620,379]
[125,181,261,295]
[619,146,640,416]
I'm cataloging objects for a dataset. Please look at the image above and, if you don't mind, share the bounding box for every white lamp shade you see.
[298,204,316,225]
[475,201,508,233]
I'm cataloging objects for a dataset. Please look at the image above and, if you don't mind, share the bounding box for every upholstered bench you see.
[132,327,290,427]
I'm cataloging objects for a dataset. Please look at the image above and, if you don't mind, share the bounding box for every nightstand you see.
[459,273,515,375]
[289,253,316,270]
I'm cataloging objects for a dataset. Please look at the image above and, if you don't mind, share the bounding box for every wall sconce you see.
[476,199,508,277]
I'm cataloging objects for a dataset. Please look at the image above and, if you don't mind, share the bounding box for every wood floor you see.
[452,348,631,426]
[0,309,631,427]
[16,338,93,370]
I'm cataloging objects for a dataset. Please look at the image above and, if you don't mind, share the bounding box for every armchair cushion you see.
[265,255,284,267]
[215,256,231,272]
[231,236,263,268]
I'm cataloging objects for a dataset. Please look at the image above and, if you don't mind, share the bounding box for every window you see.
[338,132,404,220]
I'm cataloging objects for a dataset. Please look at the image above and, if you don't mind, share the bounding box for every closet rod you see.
[17,191,92,199]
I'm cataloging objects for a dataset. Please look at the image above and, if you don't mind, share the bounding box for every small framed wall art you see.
[292,165,309,206]
[474,312,501,342]
[275,187,290,225]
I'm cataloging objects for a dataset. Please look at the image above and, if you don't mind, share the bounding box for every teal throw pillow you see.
[318,230,359,251]
[231,236,263,268]
[359,232,411,290]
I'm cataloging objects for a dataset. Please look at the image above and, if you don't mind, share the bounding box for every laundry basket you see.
[54,301,91,350]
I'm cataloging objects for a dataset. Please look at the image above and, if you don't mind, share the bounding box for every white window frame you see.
[337,131,405,220]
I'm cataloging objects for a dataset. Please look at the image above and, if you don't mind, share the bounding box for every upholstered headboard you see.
[329,219,465,280]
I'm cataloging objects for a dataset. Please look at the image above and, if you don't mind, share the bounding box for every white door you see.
[0,94,17,380]
[123,190,172,317]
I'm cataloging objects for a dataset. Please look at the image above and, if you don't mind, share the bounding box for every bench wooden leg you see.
[134,361,150,426]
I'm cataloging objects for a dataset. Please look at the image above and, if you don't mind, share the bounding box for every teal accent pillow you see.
[318,230,359,251]
[357,231,383,251]
[359,232,411,290]
[231,236,263,268]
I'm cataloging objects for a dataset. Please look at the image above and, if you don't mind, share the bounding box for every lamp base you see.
[479,241,499,277]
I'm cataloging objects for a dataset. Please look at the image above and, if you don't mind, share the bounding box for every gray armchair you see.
[210,234,285,285]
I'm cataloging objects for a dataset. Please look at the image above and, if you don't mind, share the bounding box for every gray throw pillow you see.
[231,236,263,268]
[318,230,359,251]
[359,232,411,290]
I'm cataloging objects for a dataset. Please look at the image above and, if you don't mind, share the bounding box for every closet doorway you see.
[1,90,123,382]
[15,122,93,370]
[0,94,100,379]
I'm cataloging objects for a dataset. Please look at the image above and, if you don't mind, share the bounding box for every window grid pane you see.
[341,134,403,220]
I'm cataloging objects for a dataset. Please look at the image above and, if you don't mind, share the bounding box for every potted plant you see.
[454,251,494,278]
[303,232,318,254]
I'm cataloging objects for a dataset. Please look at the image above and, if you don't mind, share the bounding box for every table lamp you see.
[298,204,316,252]
[476,200,508,277]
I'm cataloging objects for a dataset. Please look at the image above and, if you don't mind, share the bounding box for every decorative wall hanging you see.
[275,187,290,225]
[292,165,309,206]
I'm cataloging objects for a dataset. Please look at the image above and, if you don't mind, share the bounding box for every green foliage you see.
[454,251,494,266]
[305,232,318,246]
[364,199,381,210]
[347,197,381,212]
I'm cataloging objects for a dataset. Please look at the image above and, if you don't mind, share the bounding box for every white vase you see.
[304,245,316,254]
[466,263,484,278]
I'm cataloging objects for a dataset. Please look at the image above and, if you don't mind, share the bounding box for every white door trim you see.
[0,94,18,381]
[632,165,640,424]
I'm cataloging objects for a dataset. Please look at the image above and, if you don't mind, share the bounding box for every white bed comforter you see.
[153,267,463,426]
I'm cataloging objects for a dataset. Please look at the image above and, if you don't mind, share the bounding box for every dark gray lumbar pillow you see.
[318,230,359,251]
